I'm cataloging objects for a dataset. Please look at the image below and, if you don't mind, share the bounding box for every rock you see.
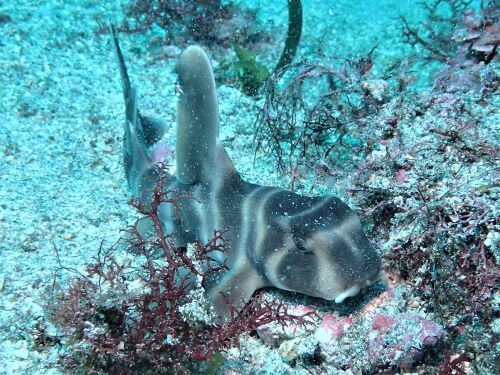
[361,79,389,102]
[278,339,298,361]
[253,287,443,371]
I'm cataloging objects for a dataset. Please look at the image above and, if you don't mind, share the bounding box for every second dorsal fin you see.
[176,46,220,185]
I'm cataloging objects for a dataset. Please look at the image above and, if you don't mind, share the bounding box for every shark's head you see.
[256,192,382,303]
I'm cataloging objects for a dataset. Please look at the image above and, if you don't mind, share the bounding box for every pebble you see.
[278,339,298,361]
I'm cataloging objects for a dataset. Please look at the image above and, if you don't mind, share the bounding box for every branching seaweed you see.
[123,0,255,47]
[400,0,474,61]
[254,51,404,176]
[48,165,312,373]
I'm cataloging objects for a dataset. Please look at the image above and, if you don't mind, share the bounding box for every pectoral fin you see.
[208,260,266,319]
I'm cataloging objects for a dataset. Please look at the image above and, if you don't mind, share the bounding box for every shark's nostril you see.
[363,262,383,283]
[364,269,384,286]
[358,270,384,292]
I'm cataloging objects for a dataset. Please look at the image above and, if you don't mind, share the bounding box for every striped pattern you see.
[169,170,381,308]
[113,39,382,318]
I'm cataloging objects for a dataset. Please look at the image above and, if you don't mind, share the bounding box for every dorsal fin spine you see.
[110,25,132,105]
[111,25,152,197]
[176,46,219,185]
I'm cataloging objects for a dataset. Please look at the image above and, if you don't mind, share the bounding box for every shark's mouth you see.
[334,270,384,304]
[334,284,362,303]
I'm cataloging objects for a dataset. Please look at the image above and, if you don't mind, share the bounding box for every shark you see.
[111,29,382,317]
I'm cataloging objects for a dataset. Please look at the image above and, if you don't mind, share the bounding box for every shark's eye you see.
[292,235,307,251]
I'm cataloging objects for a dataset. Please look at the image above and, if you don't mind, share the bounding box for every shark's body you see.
[112,30,382,317]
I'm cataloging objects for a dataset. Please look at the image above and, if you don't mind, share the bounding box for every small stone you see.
[479,185,491,194]
[471,43,495,54]
[278,339,298,362]
[407,299,421,308]
[361,79,389,102]
[64,232,73,241]
[224,370,244,375]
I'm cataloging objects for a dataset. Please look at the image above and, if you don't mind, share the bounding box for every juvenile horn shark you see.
[112,29,382,316]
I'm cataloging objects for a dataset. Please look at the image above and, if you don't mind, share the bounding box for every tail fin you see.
[176,46,219,185]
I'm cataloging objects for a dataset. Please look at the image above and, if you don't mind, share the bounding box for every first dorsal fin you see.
[110,25,132,114]
[176,46,220,185]
[111,25,160,197]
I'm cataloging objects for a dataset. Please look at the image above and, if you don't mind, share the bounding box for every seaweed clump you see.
[47,166,310,373]
[400,0,477,61]
[401,1,498,92]
[434,2,499,94]
[254,49,408,178]
[123,0,254,47]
